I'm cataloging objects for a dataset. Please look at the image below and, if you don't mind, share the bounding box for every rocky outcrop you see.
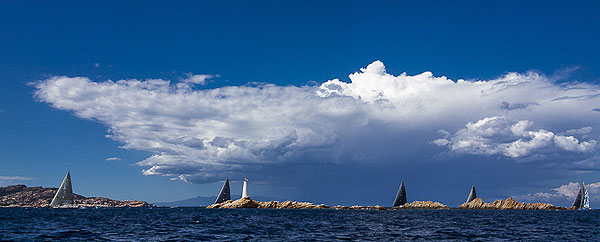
[70,197,153,208]
[457,198,564,210]
[331,205,387,210]
[0,185,152,208]
[393,201,450,209]
[207,197,392,210]
[202,197,565,210]
[206,197,329,209]
[208,197,453,210]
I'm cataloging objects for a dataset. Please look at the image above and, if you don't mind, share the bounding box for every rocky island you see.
[207,197,451,210]
[207,197,567,210]
[458,197,568,210]
[206,197,331,209]
[0,185,152,208]
[393,201,450,209]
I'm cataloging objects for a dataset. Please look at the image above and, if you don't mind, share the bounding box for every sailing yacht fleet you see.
[390,181,591,209]
[49,171,594,209]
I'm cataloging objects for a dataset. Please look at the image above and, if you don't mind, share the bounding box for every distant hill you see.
[154,195,277,207]
[0,185,152,207]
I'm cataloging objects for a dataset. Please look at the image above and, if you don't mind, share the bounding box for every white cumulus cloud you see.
[181,73,218,85]
[433,116,596,158]
[33,61,600,183]
[565,126,593,136]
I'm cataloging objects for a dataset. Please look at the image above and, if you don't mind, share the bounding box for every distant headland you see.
[0,185,152,208]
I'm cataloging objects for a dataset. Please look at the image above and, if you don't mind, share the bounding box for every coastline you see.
[0,185,152,208]
[205,197,571,211]
[1,185,575,210]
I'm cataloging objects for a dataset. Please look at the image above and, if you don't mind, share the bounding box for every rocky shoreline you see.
[207,197,569,210]
[458,198,569,210]
[206,197,331,209]
[394,201,450,209]
[207,197,452,210]
[1,185,571,210]
[0,185,152,208]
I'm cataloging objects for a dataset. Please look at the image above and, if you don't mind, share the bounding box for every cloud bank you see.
[433,116,596,158]
[33,61,600,184]
[0,176,33,185]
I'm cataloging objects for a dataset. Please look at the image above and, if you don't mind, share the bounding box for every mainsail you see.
[466,185,477,203]
[50,171,74,208]
[572,182,590,209]
[392,181,407,207]
[214,178,231,204]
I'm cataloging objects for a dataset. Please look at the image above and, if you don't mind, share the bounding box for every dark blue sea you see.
[1,208,599,241]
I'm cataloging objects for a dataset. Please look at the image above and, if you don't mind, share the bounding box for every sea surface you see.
[1,208,599,241]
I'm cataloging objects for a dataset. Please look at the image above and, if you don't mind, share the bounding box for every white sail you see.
[582,184,591,210]
[582,189,591,209]
[50,171,75,208]
[242,178,249,198]
[466,185,477,204]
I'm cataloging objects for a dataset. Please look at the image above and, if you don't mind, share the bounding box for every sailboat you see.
[50,171,76,208]
[572,182,591,210]
[392,181,407,207]
[214,178,231,204]
[466,185,477,203]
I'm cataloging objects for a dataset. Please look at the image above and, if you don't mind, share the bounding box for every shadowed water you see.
[1,208,599,241]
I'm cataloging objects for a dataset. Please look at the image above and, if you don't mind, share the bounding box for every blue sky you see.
[1,1,600,206]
